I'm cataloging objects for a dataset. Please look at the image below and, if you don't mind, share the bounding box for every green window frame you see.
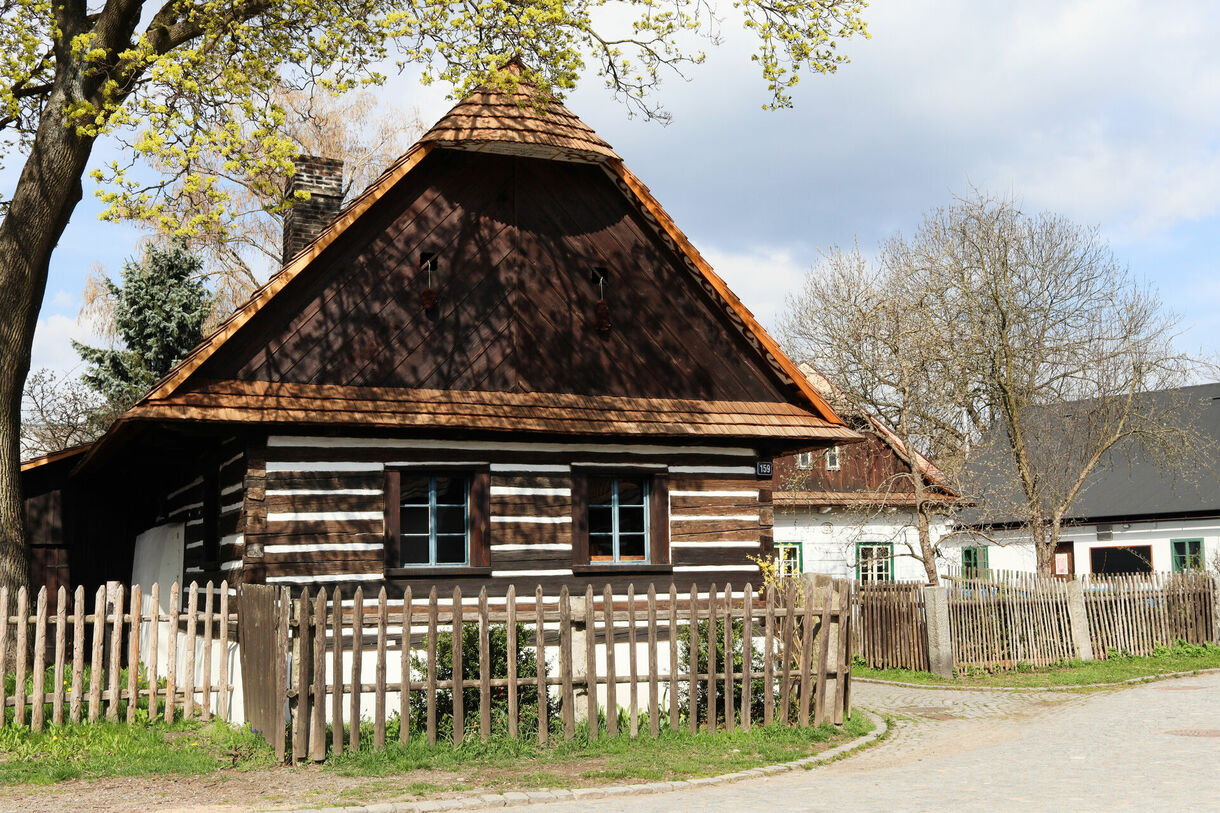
[1171,538,1203,572]
[776,543,802,578]
[856,541,893,582]
[962,545,989,576]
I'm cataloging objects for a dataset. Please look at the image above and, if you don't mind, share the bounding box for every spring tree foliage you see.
[0,0,867,592]
[73,241,210,412]
[80,89,426,333]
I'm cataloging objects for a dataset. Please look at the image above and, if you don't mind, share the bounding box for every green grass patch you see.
[0,719,274,785]
[324,713,873,787]
[854,640,1220,688]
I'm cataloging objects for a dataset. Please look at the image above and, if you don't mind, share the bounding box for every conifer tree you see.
[73,242,210,412]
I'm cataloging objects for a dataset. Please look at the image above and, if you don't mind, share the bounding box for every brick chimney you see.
[282,154,344,265]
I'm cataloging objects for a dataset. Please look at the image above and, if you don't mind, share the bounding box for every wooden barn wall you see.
[193,149,794,405]
[242,434,774,598]
[774,431,911,494]
[156,438,248,586]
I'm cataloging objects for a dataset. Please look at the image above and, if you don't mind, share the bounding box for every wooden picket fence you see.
[852,582,928,671]
[1084,571,1215,656]
[946,574,1077,669]
[0,582,235,731]
[252,579,855,762]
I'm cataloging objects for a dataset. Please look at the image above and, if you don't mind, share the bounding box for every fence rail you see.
[0,582,235,731]
[258,579,854,762]
[947,574,1076,668]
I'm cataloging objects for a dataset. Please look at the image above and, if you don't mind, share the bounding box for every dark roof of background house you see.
[964,382,1220,526]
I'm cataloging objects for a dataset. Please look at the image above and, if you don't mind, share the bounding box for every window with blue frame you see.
[1171,538,1203,572]
[587,475,649,563]
[398,475,470,566]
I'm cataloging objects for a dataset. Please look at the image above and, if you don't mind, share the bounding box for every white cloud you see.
[30,314,95,376]
[48,289,74,310]
[698,244,810,330]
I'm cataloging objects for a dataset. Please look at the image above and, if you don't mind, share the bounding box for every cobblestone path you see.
[512,673,1220,812]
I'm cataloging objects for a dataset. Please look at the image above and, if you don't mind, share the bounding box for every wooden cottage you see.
[22,63,857,601]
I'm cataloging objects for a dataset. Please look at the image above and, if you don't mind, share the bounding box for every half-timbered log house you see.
[22,62,857,602]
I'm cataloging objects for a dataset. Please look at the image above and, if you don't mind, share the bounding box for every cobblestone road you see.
[512,673,1220,812]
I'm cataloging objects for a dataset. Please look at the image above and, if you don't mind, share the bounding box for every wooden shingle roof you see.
[419,60,619,163]
[128,380,859,442]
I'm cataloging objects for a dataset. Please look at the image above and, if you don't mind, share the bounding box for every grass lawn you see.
[853,641,1220,688]
[0,718,274,785]
[0,712,874,808]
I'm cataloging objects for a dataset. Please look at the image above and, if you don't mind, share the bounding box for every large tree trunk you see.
[916,508,939,585]
[1031,520,1054,578]
[0,82,97,596]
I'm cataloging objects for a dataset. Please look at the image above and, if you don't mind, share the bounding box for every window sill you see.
[571,564,673,575]
[387,566,493,579]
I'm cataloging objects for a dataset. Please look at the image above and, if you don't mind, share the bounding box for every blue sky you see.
[17,0,1220,374]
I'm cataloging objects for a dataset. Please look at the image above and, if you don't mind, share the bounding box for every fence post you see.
[569,592,588,723]
[1065,580,1095,661]
[921,586,954,678]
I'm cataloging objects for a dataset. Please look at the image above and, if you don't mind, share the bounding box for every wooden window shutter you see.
[383,469,401,571]
[469,470,491,568]
[649,473,670,565]
[570,471,589,565]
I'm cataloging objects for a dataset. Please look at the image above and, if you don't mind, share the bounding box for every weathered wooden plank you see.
[125,584,141,725]
[813,580,833,727]
[779,582,793,725]
[763,584,774,727]
[183,583,198,720]
[310,589,328,760]
[687,583,698,735]
[534,585,548,746]
[478,587,491,741]
[218,582,231,721]
[375,587,388,750]
[70,585,85,724]
[626,584,639,738]
[106,584,123,723]
[350,586,365,752]
[87,586,102,724]
[53,586,67,727]
[603,583,617,738]
[647,584,659,737]
[30,587,47,731]
[668,583,679,731]
[559,585,574,740]
[426,586,439,746]
[506,584,519,739]
[451,586,464,746]
[201,583,216,720]
[706,584,717,732]
[723,582,734,732]
[332,586,344,753]
[742,584,753,732]
[583,584,598,739]
[292,587,313,762]
[399,586,413,746]
[275,586,290,763]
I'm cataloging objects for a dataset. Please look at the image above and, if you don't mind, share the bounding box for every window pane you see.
[436,534,467,564]
[619,505,645,533]
[587,477,614,505]
[435,476,467,505]
[401,535,430,566]
[399,477,430,504]
[400,506,430,535]
[436,505,466,535]
[619,534,647,562]
[617,478,645,505]
[590,535,615,561]
[589,506,613,535]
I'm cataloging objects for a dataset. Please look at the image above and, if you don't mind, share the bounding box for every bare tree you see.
[932,194,1208,575]
[780,245,973,584]
[787,192,1209,579]
[20,369,112,459]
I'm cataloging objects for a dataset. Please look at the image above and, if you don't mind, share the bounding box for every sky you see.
[16,0,1220,375]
